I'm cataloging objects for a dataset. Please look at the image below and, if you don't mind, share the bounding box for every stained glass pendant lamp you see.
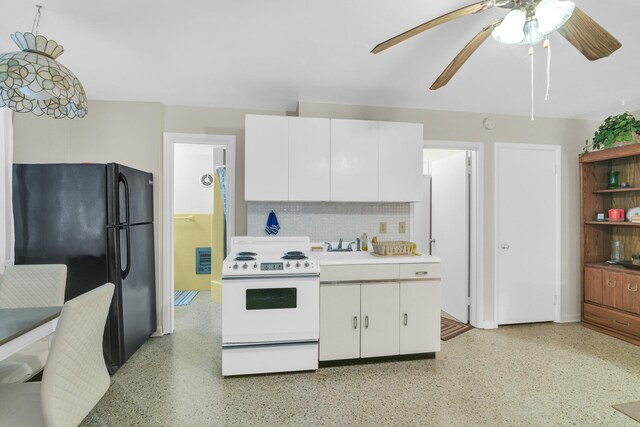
[0,5,87,119]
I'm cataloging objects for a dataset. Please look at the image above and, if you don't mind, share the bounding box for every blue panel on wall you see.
[196,247,211,274]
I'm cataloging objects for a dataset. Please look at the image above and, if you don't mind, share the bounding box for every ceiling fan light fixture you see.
[535,0,575,35]
[491,9,526,44]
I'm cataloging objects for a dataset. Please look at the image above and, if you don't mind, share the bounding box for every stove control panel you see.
[224,259,318,274]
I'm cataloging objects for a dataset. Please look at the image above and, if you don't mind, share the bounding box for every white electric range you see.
[221,236,319,376]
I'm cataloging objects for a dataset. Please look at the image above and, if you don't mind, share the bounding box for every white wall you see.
[174,143,214,214]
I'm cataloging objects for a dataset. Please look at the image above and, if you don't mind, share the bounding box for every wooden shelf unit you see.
[580,144,640,345]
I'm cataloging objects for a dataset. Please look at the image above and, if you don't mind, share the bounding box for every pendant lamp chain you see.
[31,5,42,35]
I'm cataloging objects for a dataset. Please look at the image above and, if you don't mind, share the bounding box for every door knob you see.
[501,244,510,249]
[430,239,436,244]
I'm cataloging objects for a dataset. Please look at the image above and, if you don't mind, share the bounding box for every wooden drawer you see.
[399,263,440,280]
[622,274,640,315]
[583,303,640,338]
[583,266,602,304]
[602,270,625,311]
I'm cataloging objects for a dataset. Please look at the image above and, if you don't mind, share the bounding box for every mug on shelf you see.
[608,208,625,220]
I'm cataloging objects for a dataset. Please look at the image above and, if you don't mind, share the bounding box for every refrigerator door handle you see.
[118,172,131,225]
[121,225,132,280]
[118,172,132,280]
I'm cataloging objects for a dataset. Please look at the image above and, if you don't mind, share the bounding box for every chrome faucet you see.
[338,238,343,250]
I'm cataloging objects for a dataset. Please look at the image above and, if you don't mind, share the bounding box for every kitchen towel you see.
[265,210,280,235]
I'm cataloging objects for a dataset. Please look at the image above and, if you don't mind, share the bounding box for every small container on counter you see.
[632,254,640,265]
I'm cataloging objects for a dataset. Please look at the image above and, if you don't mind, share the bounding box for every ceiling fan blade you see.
[556,6,621,61]
[371,0,495,54]
[430,19,502,90]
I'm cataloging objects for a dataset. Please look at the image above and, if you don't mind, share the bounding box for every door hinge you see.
[466,297,472,306]
[466,156,472,174]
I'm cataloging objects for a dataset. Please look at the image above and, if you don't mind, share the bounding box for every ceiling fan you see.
[371,0,621,90]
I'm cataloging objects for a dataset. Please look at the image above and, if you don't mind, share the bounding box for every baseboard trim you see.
[479,320,498,329]
[557,313,581,323]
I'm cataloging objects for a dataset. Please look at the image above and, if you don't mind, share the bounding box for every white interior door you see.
[431,152,469,323]
[496,144,559,325]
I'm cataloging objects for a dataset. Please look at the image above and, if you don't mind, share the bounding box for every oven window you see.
[246,288,297,310]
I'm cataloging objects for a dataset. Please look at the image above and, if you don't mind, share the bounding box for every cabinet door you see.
[399,280,441,354]
[330,119,379,201]
[245,115,289,201]
[378,121,423,202]
[319,284,360,361]
[603,270,625,310]
[360,283,399,358]
[622,273,640,315]
[583,266,603,304]
[289,117,331,201]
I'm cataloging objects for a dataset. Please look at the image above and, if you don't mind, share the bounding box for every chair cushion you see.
[0,264,67,308]
[0,382,44,426]
[0,339,49,385]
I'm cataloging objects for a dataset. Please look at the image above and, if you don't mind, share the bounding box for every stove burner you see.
[285,251,305,256]
[237,251,257,256]
[282,254,308,260]
[234,256,256,261]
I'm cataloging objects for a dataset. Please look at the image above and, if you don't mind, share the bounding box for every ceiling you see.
[2,0,639,120]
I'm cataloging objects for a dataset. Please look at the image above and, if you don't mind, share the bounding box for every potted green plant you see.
[581,112,640,155]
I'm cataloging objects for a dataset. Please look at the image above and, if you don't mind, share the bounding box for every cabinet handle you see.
[606,280,616,288]
[403,313,408,326]
[353,316,358,329]
[364,315,369,329]
[613,319,629,327]
[415,271,429,276]
[628,283,638,292]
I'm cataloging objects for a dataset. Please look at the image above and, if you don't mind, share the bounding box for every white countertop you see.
[312,251,440,266]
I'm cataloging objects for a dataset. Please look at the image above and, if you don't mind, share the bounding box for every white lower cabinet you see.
[319,282,399,361]
[361,283,399,358]
[319,267,440,362]
[399,281,441,354]
[319,284,360,361]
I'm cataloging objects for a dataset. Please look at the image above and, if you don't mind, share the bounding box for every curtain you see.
[0,108,14,267]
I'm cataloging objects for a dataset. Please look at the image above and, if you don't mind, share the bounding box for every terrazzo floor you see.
[81,291,640,426]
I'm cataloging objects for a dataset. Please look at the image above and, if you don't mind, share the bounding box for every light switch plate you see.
[379,222,387,233]
[399,221,406,233]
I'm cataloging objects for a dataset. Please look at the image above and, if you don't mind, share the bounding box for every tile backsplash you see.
[247,202,410,243]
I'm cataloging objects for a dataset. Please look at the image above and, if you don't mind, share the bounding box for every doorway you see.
[495,143,560,325]
[411,141,485,328]
[162,133,236,335]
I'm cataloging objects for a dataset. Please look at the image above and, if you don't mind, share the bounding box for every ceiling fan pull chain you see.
[544,38,551,101]
[529,45,534,121]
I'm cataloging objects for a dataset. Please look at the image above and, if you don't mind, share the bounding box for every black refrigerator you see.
[12,163,156,373]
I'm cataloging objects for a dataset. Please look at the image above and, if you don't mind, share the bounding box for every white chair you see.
[0,264,67,384]
[0,283,114,427]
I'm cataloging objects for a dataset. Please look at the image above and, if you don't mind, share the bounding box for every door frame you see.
[411,140,485,328]
[162,133,236,334]
[494,142,561,324]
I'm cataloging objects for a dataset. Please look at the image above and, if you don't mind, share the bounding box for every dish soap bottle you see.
[362,233,368,252]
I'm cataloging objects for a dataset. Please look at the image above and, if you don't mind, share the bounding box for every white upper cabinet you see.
[244,115,423,202]
[379,121,423,202]
[289,117,331,201]
[245,115,289,201]
[330,119,379,202]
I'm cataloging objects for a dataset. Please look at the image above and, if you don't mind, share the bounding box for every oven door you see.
[222,274,319,345]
